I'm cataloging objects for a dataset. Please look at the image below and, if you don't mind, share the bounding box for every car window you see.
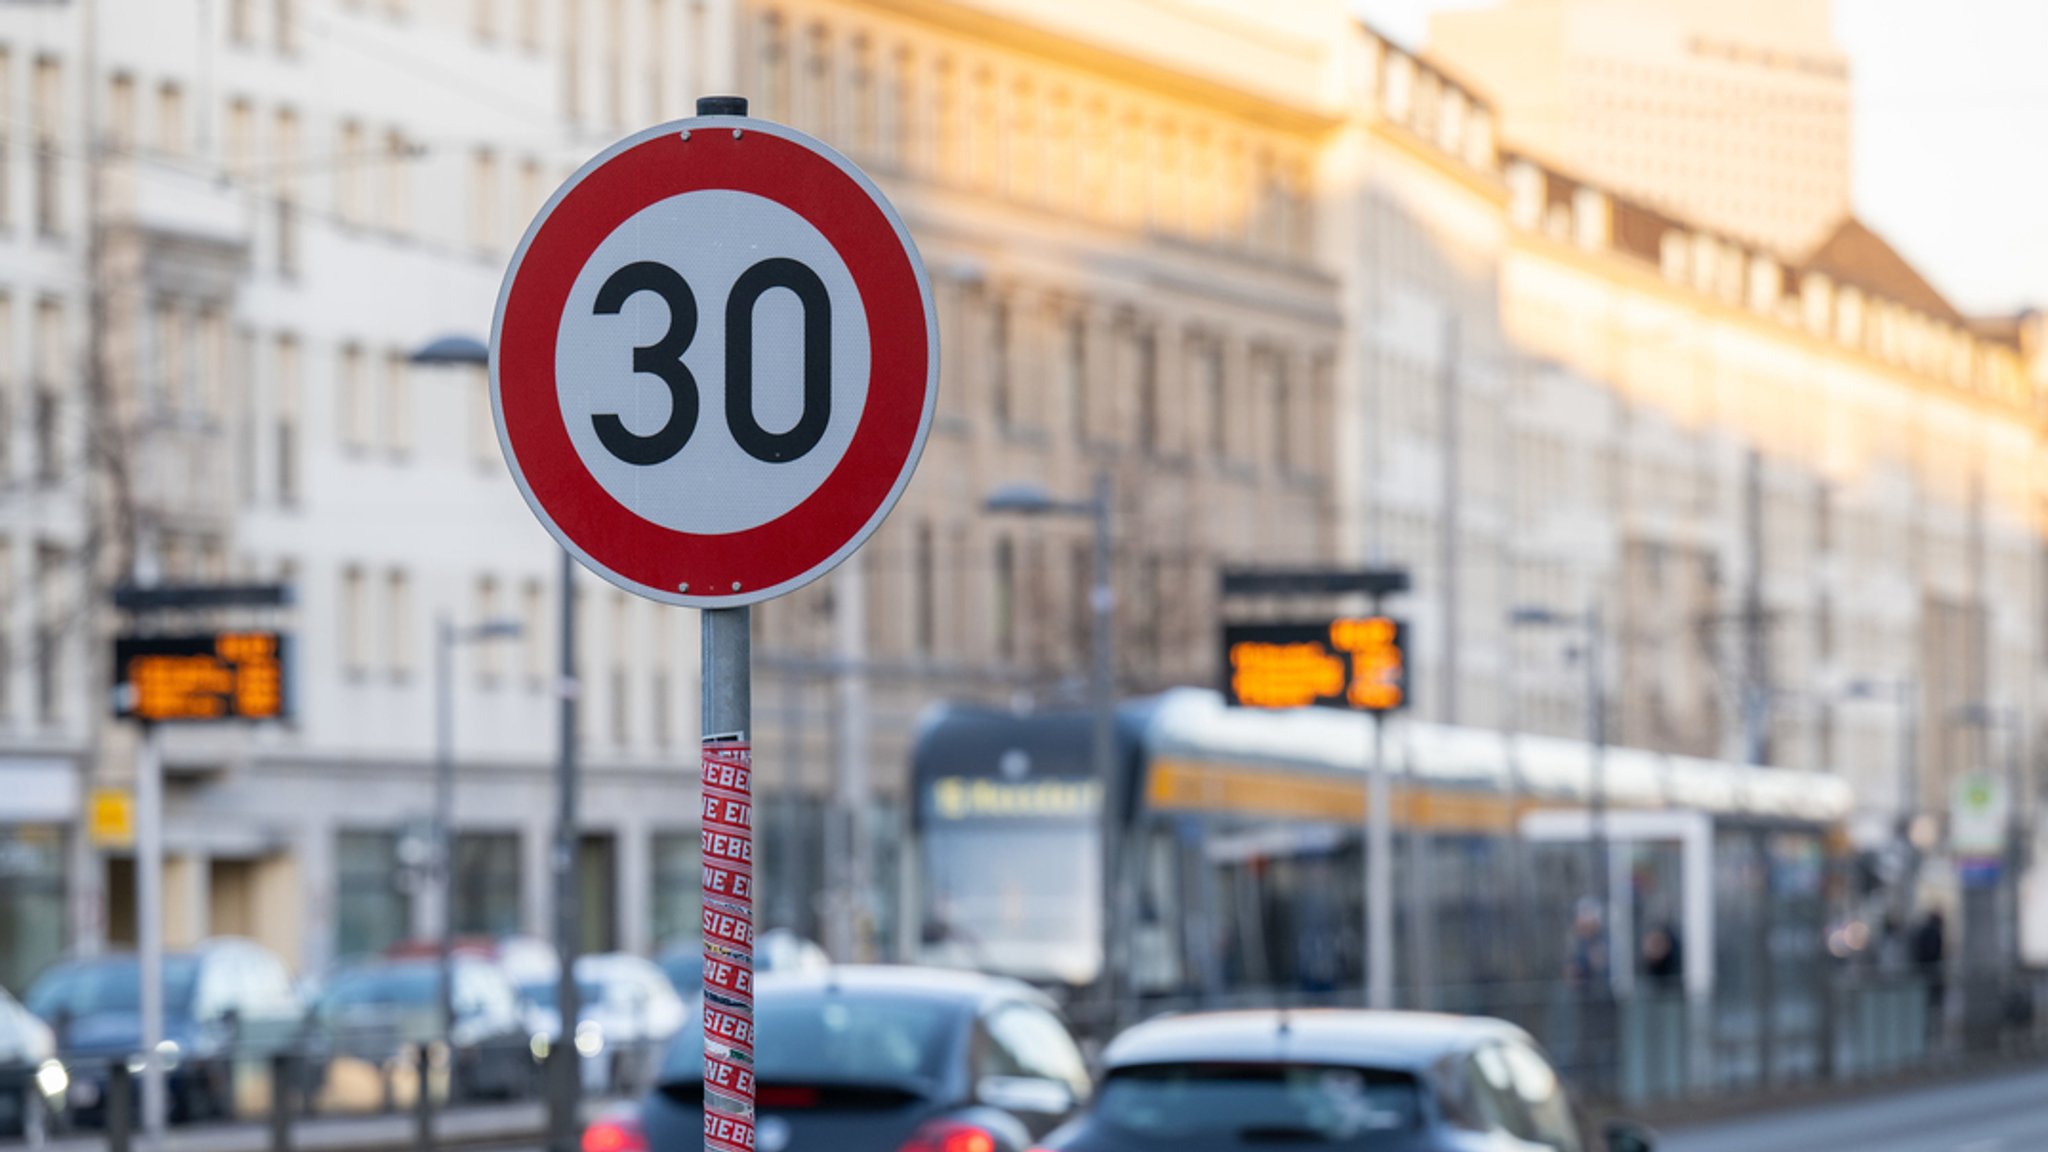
[1434,1052,1506,1134]
[1095,1063,1421,1145]
[661,993,961,1089]
[982,1004,1090,1100]
[1497,1042,1582,1152]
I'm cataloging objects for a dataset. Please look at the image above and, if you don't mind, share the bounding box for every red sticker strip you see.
[703,739,753,1152]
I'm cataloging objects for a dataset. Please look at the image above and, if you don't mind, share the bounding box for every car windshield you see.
[27,957,201,1020]
[520,980,605,1010]
[660,992,958,1089]
[1092,1063,1423,1147]
[321,965,438,1009]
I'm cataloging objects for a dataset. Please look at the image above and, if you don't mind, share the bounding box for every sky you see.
[1352,0,2048,317]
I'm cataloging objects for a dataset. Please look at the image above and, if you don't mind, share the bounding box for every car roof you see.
[754,964,1053,1012]
[1104,1010,1532,1074]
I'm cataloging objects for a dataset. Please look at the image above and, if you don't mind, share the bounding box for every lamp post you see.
[430,615,521,1125]
[410,334,583,1151]
[984,472,1120,1028]
[1510,601,1611,987]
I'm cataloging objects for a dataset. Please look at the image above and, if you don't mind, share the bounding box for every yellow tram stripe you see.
[1146,758,1521,833]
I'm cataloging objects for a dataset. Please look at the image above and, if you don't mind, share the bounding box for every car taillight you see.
[899,1118,999,1152]
[581,1113,648,1152]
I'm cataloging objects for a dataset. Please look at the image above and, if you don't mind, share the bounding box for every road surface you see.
[1661,1066,2048,1152]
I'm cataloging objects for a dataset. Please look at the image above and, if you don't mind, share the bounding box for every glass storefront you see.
[453,831,523,937]
[0,826,67,992]
[335,830,412,961]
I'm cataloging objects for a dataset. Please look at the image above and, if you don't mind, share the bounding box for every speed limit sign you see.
[491,112,938,608]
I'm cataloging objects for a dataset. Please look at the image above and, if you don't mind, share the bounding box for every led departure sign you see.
[1223,617,1407,712]
[113,632,292,723]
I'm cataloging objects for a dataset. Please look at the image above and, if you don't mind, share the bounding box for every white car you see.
[521,953,687,1096]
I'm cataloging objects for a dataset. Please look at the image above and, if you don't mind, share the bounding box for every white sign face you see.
[493,117,938,607]
[1951,773,2009,858]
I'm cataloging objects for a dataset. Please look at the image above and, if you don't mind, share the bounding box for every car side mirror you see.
[976,1075,1074,1116]
[1603,1119,1658,1152]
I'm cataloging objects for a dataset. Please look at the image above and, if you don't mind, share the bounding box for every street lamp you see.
[432,615,522,1051]
[408,336,582,1152]
[1509,601,1612,990]
[983,472,1121,1028]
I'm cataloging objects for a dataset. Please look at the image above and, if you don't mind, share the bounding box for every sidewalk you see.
[34,1101,564,1152]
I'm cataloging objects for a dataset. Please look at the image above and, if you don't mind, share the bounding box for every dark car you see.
[1035,1010,1656,1152]
[585,966,1091,1152]
[310,955,536,1102]
[25,939,306,1124]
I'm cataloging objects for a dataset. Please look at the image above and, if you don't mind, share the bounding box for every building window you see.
[275,334,300,505]
[1269,350,1293,468]
[385,569,412,678]
[335,832,409,961]
[156,82,187,156]
[650,832,701,951]
[477,575,501,684]
[473,0,496,42]
[274,0,298,52]
[0,539,13,719]
[339,343,369,450]
[107,73,137,153]
[610,593,631,745]
[337,119,366,225]
[646,0,671,120]
[383,349,411,455]
[33,56,61,236]
[470,367,496,467]
[274,107,300,275]
[0,294,12,483]
[993,535,1016,662]
[518,0,542,51]
[230,0,258,45]
[1063,312,1087,443]
[32,298,61,486]
[913,520,935,657]
[651,615,672,746]
[0,50,13,229]
[33,543,64,724]
[470,148,498,253]
[341,565,368,675]
[1134,325,1159,455]
[606,0,626,126]
[452,832,523,936]
[989,296,1012,428]
[382,129,412,235]
[522,578,547,684]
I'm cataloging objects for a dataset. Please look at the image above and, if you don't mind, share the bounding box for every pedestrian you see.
[1642,921,1683,992]
[1912,908,1946,1041]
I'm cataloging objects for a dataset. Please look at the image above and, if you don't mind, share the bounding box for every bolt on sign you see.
[1223,618,1408,712]
[492,97,938,1152]
[112,632,292,723]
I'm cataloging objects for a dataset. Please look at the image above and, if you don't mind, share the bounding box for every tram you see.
[910,687,1854,1026]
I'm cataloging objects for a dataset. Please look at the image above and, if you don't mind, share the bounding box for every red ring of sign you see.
[496,125,931,601]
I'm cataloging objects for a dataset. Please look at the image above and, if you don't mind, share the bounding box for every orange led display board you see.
[1223,617,1407,712]
[113,631,292,723]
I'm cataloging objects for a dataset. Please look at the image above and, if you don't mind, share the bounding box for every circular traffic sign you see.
[491,116,939,607]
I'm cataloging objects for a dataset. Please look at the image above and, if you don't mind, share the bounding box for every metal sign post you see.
[135,723,165,1147]
[700,611,753,1152]
[1218,569,1409,1011]
[490,91,937,1151]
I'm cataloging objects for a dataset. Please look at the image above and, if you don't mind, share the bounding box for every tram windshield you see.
[921,819,1102,987]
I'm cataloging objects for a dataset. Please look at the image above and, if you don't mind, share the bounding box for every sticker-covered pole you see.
[701,605,753,1152]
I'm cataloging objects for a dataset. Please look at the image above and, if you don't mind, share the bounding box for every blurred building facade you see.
[0,0,2038,993]
[1429,0,1852,256]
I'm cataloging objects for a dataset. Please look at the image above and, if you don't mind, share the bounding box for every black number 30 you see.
[591,257,832,466]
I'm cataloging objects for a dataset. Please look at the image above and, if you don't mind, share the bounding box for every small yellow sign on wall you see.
[87,788,135,848]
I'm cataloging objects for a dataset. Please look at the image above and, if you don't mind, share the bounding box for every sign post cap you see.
[697,95,749,117]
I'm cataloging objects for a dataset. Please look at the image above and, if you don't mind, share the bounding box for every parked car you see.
[0,986,67,1136]
[1033,1009,1657,1152]
[25,938,306,1125]
[519,953,688,1096]
[584,966,1091,1152]
[309,955,536,1104]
